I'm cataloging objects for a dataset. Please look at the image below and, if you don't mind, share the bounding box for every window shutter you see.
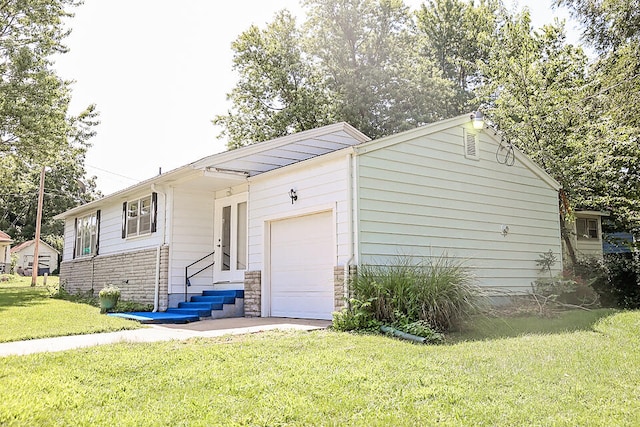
[122,202,127,239]
[95,210,101,255]
[73,218,78,259]
[151,192,158,233]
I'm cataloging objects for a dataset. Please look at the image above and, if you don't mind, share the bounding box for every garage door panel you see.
[270,211,334,320]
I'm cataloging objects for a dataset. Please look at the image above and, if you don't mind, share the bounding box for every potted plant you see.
[99,285,121,313]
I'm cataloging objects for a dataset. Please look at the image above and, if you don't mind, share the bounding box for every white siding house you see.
[11,239,60,274]
[55,115,563,319]
[567,210,609,258]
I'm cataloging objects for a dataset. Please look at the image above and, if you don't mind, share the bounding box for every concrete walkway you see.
[0,318,331,357]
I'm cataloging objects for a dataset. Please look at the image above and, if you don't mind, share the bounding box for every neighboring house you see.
[11,240,60,275]
[566,210,610,258]
[55,114,563,320]
[0,231,13,273]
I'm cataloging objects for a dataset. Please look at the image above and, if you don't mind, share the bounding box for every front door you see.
[214,194,248,285]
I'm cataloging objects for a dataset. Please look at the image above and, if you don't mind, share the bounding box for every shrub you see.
[348,255,482,332]
[391,311,444,344]
[590,253,640,309]
[332,298,381,332]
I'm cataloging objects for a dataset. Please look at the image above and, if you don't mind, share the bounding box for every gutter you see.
[151,183,167,312]
[344,151,356,306]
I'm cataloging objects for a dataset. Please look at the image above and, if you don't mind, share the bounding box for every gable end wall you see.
[356,126,562,294]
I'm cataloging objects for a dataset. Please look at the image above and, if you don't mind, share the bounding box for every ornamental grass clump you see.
[345,255,483,332]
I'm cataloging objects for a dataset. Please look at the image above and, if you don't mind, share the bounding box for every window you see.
[123,194,156,238]
[75,211,99,258]
[464,129,479,160]
[576,218,598,239]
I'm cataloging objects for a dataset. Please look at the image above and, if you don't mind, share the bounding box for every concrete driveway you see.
[0,317,331,357]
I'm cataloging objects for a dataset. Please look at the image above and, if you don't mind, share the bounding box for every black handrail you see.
[185,251,215,302]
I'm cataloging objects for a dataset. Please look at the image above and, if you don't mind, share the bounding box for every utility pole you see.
[31,166,46,287]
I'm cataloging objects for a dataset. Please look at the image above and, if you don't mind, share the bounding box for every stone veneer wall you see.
[244,270,261,317]
[59,246,169,311]
[334,265,357,311]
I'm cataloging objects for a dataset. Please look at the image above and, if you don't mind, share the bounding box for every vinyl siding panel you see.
[60,193,164,261]
[248,156,350,272]
[169,188,215,294]
[357,126,562,294]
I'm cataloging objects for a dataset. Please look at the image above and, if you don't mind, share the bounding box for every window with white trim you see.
[75,211,99,258]
[126,195,153,237]
[576,218,599,239]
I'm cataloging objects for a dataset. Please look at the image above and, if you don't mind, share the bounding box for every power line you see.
[85,164,140,182]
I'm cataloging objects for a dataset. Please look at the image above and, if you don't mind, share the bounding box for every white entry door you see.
[269,211,335,320]
[214,194,247,284]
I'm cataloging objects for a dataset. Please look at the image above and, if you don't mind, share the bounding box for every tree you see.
[416,0,500,115]
[215,0,454,147]
[0,0,100,244]
[556,0,640,233]
[0,0,82,162]
[213,10,335,149]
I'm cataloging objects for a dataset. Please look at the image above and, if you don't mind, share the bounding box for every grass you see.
[1,309,639,425]
[448,308,619,342]
[0,275,141,343]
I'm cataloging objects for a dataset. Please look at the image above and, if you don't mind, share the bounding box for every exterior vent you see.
[464,130,479,160]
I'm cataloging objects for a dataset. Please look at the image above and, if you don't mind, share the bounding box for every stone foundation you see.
[59,246,169,311]
[334,264,357,311]
[244,270,261,317]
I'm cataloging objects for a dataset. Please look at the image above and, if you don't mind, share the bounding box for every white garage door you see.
[270,211,334,320]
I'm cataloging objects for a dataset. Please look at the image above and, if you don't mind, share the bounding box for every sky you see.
[53,0,580,196]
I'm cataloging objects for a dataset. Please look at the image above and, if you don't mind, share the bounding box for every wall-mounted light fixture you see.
[501,224,510,237]
[471,111,485,130]
[289,188,298,204]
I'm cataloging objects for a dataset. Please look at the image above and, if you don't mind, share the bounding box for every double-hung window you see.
[123,193,157,238]
[75,211,100,258]
[576,218,598,239]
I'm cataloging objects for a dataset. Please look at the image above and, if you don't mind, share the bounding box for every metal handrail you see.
[185,251,215,302]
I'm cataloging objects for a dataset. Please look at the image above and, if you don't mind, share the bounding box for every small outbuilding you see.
[11,240,60,275]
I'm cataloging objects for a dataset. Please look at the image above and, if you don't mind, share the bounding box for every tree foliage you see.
[416,0,500,115]
[212,11,335,149]
[0,0,99,244]
[214,0,477,147]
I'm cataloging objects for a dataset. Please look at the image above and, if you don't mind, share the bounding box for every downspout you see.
[344,150,356,307]
[151,183,167,312]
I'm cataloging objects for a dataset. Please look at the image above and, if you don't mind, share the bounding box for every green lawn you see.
[0,275,141,342]
[1,310,638,426]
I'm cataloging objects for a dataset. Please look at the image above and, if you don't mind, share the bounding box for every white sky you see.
[53,0,579,195]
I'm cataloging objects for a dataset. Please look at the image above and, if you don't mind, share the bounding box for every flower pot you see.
[99,295,119,313]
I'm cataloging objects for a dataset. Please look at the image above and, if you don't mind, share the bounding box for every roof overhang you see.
[55,122,370,220]
[192,122,369,176]
[575,210,610,217]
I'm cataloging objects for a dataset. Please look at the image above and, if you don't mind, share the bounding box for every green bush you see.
[348,255,482,332]
[589,253,640,309]
[332,298,381,332]
[391,311,444,344]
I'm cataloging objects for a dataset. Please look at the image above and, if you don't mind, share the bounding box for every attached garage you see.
[268,211,335,320]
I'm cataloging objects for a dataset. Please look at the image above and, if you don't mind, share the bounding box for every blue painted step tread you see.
[179,301,224,311]
[166,307,211,317]
[191,295,235,304]
[202,290,244,299]
[108,312,199,324]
